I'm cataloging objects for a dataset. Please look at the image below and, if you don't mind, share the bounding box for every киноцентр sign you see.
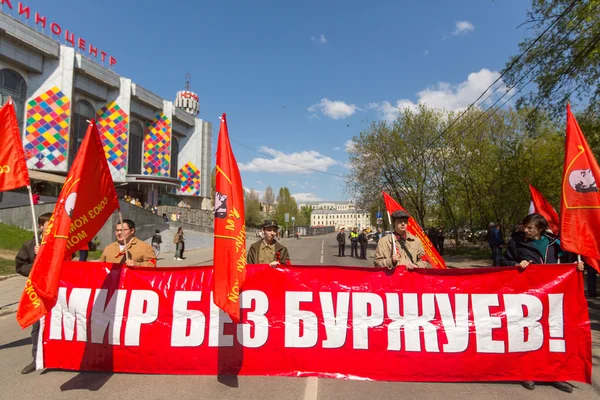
[39,262,592,383]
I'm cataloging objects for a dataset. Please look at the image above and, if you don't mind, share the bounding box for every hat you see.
[262,219,278,229]
[340,226,345,230]
[391,210,410,219]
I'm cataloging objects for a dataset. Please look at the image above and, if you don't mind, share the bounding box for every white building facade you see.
[310,209,370,230]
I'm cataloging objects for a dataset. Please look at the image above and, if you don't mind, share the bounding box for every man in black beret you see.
[247,219,290,267]
[374,210,430,269]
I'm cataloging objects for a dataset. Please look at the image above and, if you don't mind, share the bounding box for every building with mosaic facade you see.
[0,10,212,209]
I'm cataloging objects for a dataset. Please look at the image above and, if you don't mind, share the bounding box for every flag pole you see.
[118,210,130,262]
[387,210,397,264]
[27,185,39,247]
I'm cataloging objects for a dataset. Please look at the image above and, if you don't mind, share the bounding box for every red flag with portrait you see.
[0,99,30,192]
[382,191,446,269]
[560,104,600,271]
[16,119,119,328]
[213,113,247,323]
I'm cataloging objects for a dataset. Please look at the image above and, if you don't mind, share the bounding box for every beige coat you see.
[374,232,430,268]
[100,237,157,267]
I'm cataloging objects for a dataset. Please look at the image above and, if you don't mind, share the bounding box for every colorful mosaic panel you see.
[179,162,201,195]
[143,114,171,176]
[24,87,70,170]
[97,102,129,170]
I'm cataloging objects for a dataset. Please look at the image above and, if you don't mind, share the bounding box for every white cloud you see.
[291,192,323,202]
[311,34,327,44]
[368,68,507,122]
[452,21,474,36]
[424,50,429,56]
[332,146,341,151]
[304,182,318,189]
[256,180,263,185]
[345,139,356,152]
[239,146,338,174]
[308,98,357,120]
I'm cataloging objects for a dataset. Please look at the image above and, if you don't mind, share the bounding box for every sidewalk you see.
[0,274,25,317]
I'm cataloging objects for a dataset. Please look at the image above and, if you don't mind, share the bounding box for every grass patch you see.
[0,259,15,276]
[0,222,35,252]
[444,246,491,260]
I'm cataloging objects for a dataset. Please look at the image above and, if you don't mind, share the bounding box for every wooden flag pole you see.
[27,185,39,247]
[387,210,397,269]
[118,210,130,262]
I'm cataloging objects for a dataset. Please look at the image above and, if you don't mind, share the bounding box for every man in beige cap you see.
[374,210,429,269]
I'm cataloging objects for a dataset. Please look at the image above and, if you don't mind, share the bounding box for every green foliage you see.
[244,189,263,228]
[299,205,313,226]
[274,187,299,228]
[0,259,14,276]
[504,0,600,116]
[346,105,565,239]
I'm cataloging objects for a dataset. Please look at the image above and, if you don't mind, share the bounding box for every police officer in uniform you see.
[247,220,290,267]
[350,227,359,258]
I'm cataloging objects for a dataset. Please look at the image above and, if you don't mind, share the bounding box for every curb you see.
[0,274,18,282]
[0,308,16,317]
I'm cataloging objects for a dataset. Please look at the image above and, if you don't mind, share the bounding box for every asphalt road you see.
[0,233,598,399]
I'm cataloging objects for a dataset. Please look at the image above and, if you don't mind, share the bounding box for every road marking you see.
[304,376,319,400]
[320,255,323,264]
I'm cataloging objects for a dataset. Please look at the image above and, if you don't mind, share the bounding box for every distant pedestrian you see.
[436,227,445,256]
[151,229,162,257]
[15,212,52,374]
[336,227,346,257]
[32,191,40,205]
[358,228,369,259]
[173,227,184,261]
[487,222,504,266]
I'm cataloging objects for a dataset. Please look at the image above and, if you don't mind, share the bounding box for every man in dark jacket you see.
[247,220,290,267]
[499,213,583,393]
[15,212,52,375]
[336,227,346,257]
[358,228,369,259]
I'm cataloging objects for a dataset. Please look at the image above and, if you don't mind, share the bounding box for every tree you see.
[263,185,275,216]
[274,187,299,231]
[245,189,263,228]
[299,205,313,226]
[504,1,600,117]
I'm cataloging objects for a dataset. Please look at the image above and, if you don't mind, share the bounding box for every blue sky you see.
[13,0,530,202]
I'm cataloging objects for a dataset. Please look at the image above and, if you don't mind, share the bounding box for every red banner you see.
[529,183,560,235]
[382,191,447,269]
[39,261,591,383]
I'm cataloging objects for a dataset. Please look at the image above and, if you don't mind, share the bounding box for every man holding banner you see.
[374,210,429,269]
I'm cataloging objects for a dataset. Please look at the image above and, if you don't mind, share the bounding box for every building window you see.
[170,137,179,178]
[68,99,95,167]
[0,69,27,130]
[128,121,143,175]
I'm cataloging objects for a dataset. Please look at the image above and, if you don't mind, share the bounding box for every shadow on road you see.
[59,371,113,392]
[0,337,30,350]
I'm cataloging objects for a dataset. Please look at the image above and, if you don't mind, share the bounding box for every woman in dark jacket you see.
[500,213,583,393]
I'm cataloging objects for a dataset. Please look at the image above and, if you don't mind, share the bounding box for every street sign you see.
[376,211,383,219]
[285,213,289,222]
[291,216,295,222]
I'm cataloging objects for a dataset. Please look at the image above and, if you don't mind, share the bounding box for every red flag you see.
[16,119,119,328]
[213,113,246,322]
[560,103,600,267]
[528,183,560,235]
[382,191,447,269]
[0,99,30,191]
